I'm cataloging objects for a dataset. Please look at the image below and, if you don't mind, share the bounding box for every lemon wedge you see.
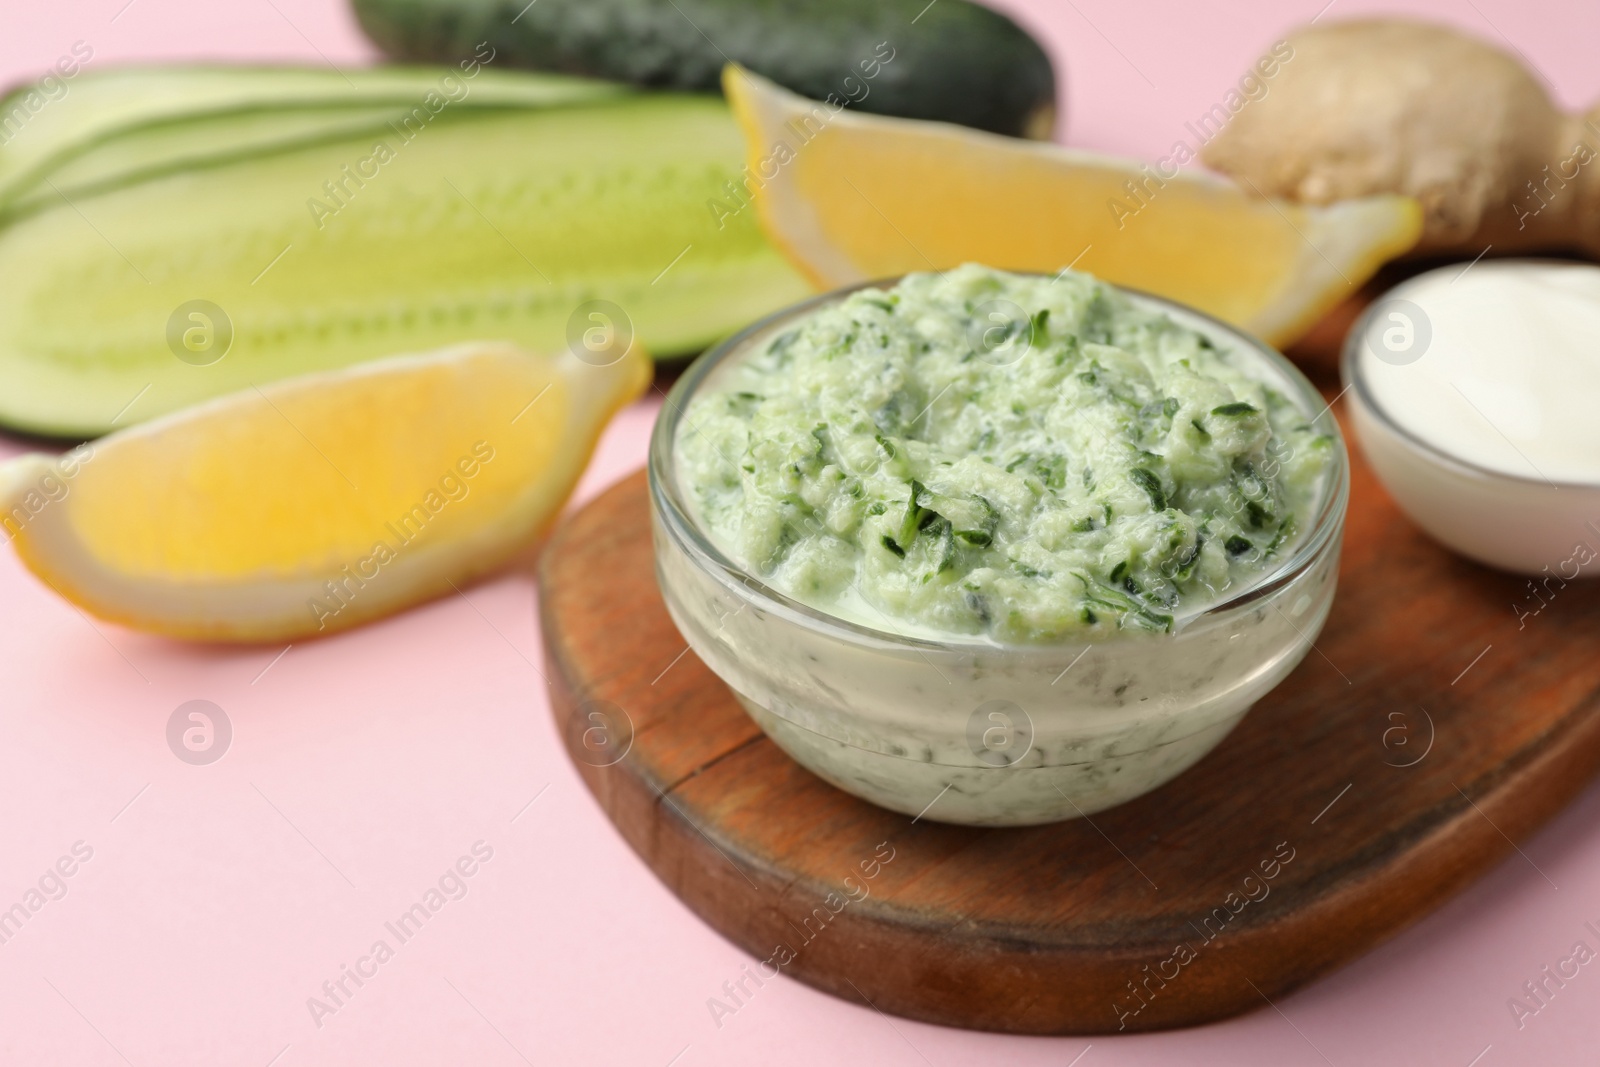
[723,66,1422,348]
[0,340,648,641]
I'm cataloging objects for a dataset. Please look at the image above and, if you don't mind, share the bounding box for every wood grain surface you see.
[538,390,1600,1034]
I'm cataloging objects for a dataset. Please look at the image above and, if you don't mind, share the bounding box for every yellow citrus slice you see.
[723,66,1423,348]
[0,340,648,641]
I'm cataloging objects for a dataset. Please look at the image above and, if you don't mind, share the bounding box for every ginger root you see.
[1201,19,1600,257]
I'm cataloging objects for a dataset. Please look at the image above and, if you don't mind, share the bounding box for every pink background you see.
[3,1,1599,1063]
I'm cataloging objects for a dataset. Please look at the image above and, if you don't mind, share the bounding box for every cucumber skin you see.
[351,0,1058,139]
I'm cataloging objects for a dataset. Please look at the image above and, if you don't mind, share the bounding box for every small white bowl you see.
[1342,266,1600,576]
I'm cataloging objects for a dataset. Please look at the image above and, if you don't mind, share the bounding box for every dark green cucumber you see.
[0,93,809,436]
[351,0,1058,139]
[0,65,627,219]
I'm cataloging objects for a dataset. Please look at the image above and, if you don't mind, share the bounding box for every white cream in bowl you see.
[1344,260,1600,575]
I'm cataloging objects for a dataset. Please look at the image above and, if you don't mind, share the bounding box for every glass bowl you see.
[648,278,1349,826]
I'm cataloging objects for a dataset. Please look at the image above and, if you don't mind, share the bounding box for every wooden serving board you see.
[538,412,1600,1034]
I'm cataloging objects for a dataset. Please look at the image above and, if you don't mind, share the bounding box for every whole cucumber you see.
[350,0,1059,139]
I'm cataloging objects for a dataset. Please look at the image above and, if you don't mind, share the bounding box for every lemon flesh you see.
[724,66,1422,348]
[0,340,647,641]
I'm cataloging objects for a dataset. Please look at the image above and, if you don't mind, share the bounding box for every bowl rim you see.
[649,271,1350,655]
[1340,258,1600,492]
